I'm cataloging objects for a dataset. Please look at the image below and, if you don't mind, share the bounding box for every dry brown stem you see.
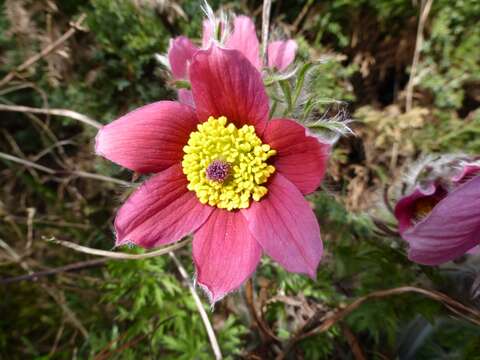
[46,237,190,260]
[0,258,107,285]
[0,14,87,88]
[169,252,223,360]
[341,324,367,360]
[260,0,272,62]
[245,279,281,343]
[277,285,480,359]
[0,151,129,186]
[405,0,433,111]
[0,239,89,338]
[0,104,101,129]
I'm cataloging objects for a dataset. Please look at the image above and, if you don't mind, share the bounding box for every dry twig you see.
[0,239,89,338]
[277,285,480,359]
[0,258,107,285]
[245,279,281,343]
[405,0,433,111]
[0,151,129,186]
[291,0,313,33]
[25,207,35,250]
[260,0,272,62]
[0,151,56,174]
[0,104,101,129]
[45,237,190,260]
[341,324,366,360]
[169,252,223,360]
[0,14,87,88]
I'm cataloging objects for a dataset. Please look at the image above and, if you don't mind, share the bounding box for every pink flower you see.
[168,15,297,80]
[394,159,480,265]
[96,44,329,303]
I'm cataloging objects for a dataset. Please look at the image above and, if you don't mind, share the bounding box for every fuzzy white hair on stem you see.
[201,0,230,45]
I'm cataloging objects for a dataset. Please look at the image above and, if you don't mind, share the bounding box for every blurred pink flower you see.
[168,15,297,80]
[394,160,480,265]
[96,44,329,303]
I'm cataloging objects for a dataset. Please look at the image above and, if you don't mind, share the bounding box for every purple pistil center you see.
[206,160,231,182]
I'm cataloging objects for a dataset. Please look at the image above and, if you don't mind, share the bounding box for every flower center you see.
[182,116,276,210]
[414,197,439,220]
[412,189,447,222]
[206,159,231,182]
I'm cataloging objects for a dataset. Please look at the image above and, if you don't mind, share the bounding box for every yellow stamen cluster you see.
[182,116,276,210]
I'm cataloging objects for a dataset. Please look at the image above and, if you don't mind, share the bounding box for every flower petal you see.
[243,173,323,277]
[190,45,269,133]
[114,164,213,248]
[96,101,199,173]
[452,162,480,184]
[263,119,330,195]
[225,16,261,70]
[168,36,198,79]
[193,209,262,303]
[267,40,297,71]
[404,176,480,265]
[178,89,195,108]
[468,245,480,255]
[394,184,437,234]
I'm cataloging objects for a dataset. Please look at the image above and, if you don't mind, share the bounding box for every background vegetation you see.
[1,0,479,358]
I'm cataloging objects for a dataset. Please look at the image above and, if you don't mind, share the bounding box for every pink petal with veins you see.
[263,118,330,195]
[226,16,261,70]
[114,164,213,248]
[168,36,198,79]
[96,101,199,173]
[243,173,323,278]
[404,176,480,265]
[190,45,269,134]
[193,209,262,304]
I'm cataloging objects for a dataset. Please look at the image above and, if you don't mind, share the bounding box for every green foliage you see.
[87,0,166,73]
[411,319,480,359]
[298,0,416,48]
[266,47,356,142]
[254,193,473,358]
[414,109,480,154]
[418,0,480,109]
[1,0,479,358]
[85,252,247,359]
[47,0,176,121]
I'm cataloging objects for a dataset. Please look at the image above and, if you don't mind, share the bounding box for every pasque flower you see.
[394,156,480,265]
[96,44,329,303]
[168,15,297,106]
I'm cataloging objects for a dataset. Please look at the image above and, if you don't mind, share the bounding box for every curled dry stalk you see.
[277,286,480,359]
[383,184,395,215]
[41,237,224,360]
[44,237,190,260]
[245,279,281,343]
[47,237,223,358]
[371,216,400,237]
